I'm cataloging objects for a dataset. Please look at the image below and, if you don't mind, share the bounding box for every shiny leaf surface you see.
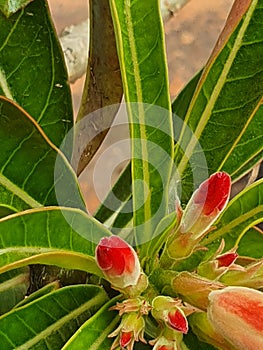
[0,0,73,146]
[0,285,108,349]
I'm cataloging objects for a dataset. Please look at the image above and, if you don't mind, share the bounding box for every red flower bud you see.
[180,172,231,237]
[95,236,140,289]
[168,308,188,334]
[216,252,238,268]
[193,172,231,215]
[208,286,263,350]
[109,312,146,350]
[152,296,188,334]
[120,331,133,348]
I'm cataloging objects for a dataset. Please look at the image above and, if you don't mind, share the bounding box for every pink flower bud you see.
[172,271,224,311]
[180,172,231,237]
[95,236,140,289]
[208,286,263,350]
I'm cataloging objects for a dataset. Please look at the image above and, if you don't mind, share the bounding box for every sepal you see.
[152,296,188,334]
[109,312,146,350]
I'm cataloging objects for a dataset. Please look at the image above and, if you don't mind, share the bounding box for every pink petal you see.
[213,288,263,332]
[208,287,263,350]
[96,236,135,276]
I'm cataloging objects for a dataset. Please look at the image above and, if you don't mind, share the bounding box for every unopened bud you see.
[167,173,231,260]
[95,236,141,289]
[109,312,146,350]
[152,296,188,334]
[208,286,263,350]
[180,172,231,237]
[172,271,224,311]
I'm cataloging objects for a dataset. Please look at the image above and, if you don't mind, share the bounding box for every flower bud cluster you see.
[93,177,263,350]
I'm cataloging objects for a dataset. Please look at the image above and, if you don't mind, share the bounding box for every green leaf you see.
[134,343,153,350]
[144,212,177,273]
[62,295,120,349]
[0,206,111,276]
[172,74,263,184]
[76,0,123,175]
[184,330,217,350]
[0,267,29,314]
[15,281,59,308]
[110,0,174,251]
[0,97,85,213]
[94,163,131,228]
[0,205,16,218]
[173,70,263,184]
[222,103,263,181]
[0,0,73,146]
[174,0,263,203]
[95,70,204,229]
[0,0,33,17]
[237,226,263,259]
[0,285,108,349]
[172,70,203,122]
[202,179,263,250]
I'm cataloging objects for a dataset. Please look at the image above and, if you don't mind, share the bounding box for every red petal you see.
[96,236,135,276]
[217,252,238,267]
[194,172,231,216]
[168,308,188,334]
[158,346,174,350]
[120,331,133,348]
[95,239,112,270]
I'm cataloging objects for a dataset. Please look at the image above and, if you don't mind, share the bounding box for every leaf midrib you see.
[124,1,151,224]
[177,0,257,175]
[89,315,120,350]
[218,98,263,170]
[203,204,263,245]
[0,9,24,100]
[0,272,28,292]
[13,292,106,350]
[0,173,42,208]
